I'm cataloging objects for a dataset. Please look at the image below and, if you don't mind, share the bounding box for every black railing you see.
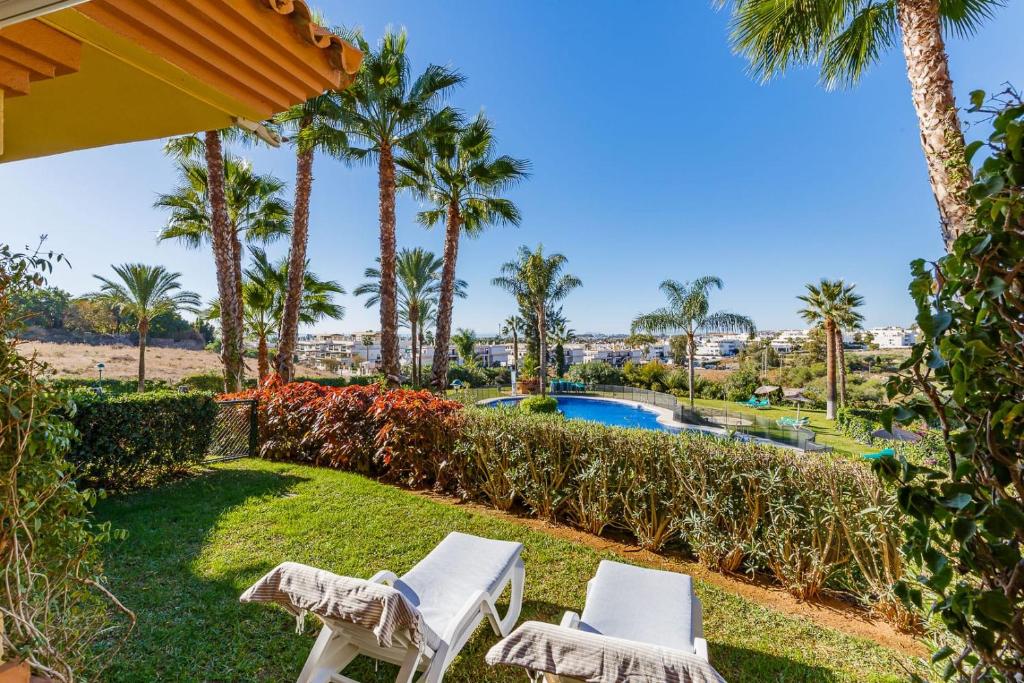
[206,399,258,462]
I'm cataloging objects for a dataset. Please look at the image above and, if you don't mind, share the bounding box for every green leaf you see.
[970,89,986,109]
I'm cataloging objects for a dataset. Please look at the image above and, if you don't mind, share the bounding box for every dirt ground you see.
[20,341,324,382]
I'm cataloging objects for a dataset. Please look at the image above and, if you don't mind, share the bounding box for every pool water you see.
[488,396,678,433]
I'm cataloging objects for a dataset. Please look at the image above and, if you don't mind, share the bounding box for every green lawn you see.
[91,459,922,682]
[691,398,867,459]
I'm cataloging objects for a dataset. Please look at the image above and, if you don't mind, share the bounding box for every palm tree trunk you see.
[377,143,400,387]
[204,130,244,392]
[512,327,519,373]
[835,327,848,407]
[537,302,548,397]
[276,118,314,382]
[825,320,837,419]
[257,334,269,383]
[896,0,972,250]
[431,200,462,391]
[410,312,419,388]
[137,319,148,392]
[687,332,696,410]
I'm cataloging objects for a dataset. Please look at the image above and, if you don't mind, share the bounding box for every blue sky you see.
[3,1,1021,335]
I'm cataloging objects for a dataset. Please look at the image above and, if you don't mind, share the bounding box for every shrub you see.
[1,243,130,678]
[371,389,464,489]
[622,360,669,390]
[447,363,490,388]
[565,360,622,386]
[722,364,761,401]
[519,395,558,414]
[875,94,1024,678]
[48,377,169,394]
[67,390,217,488]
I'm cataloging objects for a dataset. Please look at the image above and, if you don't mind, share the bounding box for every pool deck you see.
[476,394,802,451]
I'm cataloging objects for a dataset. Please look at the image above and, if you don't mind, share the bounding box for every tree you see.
[500,315,522,372]
[669,334,689,366]
[90,264,199,391]
[548,317,576,377]
[11,286,71,328]
[716,0,1005,250]
[210,248,345,381]
[451,328,478,368]
[355,247,464,387]
[156,150,290,390]
[399,112,529,390]
[339,29,463,386]
[493,245,582,397]
[833,284,865,406]
[273,92,348,381]
[797,279,859,419]
[631,276,755,409]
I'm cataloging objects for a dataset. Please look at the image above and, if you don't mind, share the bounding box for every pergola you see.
[0,0,362,161]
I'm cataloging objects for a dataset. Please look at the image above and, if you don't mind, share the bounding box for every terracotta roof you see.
[263,0,362,83]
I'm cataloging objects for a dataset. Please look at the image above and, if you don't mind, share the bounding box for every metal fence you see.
[206,399,258,462]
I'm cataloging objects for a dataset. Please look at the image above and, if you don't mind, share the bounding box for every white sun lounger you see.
[241,531,525,683]
[486,560,723,682]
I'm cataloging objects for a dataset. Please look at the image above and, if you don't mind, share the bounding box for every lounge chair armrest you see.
[694,637,709,662]
[441,588,495,645]
[559,611,581,629]
[369,570,398,586]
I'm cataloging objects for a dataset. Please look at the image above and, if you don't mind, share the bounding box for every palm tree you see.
[832,284,865,407]
[90,264,200,391]
[500,315,522,372]
[399,113,530,390]
[451,328,478,368]
[210,248,345,381]
[338,29,464,385]
[273,92,349,381]
[716,0,1005,250]
[355,248,465,387]
[492,245,582,397]
[798,279,858,419]
[155,154,290,389]
[631,277,755,409]
[163,129,264,391]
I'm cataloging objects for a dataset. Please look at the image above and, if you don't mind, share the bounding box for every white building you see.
[869,326,916,349]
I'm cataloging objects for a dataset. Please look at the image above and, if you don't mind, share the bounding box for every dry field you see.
[20,341,325,382]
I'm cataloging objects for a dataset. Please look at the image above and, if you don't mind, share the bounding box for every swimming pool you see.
[487,396,680,433]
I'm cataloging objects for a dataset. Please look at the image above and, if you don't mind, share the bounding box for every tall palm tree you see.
[492,245,582,397]
[451,328,478,368]
[631,277,755,409]
[273,92,349,381]
[398,113,530,390]
[338,29,464,385]
[798,279,857,419]
[354,247,465,387]
[163,129,262,391]
[210,248,345,381]
[716,0,1005,250]
[500,314,522,372]
[155,154,290,389]
[90,264,200,391]
[832,283,865,406]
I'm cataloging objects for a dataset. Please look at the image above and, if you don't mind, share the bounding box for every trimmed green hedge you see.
[67,390,217,489]
[177,373,379,393]
[519,395,558,414]
[48,377,170,395]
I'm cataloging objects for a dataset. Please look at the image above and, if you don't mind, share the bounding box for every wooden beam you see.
[0,55,31,95]
[0,90,5,156]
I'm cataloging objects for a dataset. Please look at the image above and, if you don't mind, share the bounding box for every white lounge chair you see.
[486,560,723,682]
[241,531,525,683]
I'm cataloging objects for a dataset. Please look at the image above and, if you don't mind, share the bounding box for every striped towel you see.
[240,562,425,648]
[486,621,726,683]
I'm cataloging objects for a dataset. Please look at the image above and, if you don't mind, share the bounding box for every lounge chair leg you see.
[496,557,525,636]
[394,645,423,683]
[295,625,358,683]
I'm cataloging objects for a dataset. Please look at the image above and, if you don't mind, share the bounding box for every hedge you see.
[177,373,379,393]
[67,390,217,489]
[48,377,170,395]
[234,381,912,626]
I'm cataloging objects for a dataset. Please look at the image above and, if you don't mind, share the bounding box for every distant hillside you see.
[20,341,325,382]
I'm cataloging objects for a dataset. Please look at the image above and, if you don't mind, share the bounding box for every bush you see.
[565,360,622,386]
[519,395,558,414]
[875,94,1024,678]
[49,377,170,395]
[722,364,761,401]
[67,390,217,488]
[622,360,668,390]
[447,363,490,388]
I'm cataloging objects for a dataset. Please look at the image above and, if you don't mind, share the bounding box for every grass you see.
[690,397,867,459]
[92,459,923,682]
